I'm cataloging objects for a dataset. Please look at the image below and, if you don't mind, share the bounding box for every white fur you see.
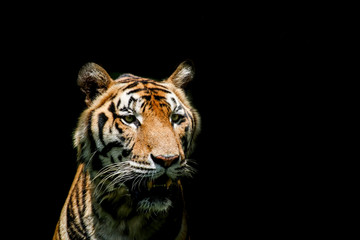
[137,197,172,214]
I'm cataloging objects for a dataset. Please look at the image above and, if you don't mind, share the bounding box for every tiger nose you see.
[151,154,180,168]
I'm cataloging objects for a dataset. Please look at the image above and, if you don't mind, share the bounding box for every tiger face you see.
[74,61,200,215]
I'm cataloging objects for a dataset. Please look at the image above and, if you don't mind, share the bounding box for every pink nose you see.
[151,154,180,168]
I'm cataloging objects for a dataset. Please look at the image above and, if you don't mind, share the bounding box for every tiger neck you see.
[80,167,186,239]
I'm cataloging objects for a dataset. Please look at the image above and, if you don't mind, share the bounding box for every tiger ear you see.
[77,63,113,106]
[167,60,195,88]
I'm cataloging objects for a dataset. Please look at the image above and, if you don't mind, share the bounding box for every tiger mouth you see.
[128,175,181,201]
[146,178,180,191]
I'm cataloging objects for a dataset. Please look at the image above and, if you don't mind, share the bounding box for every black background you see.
[3,4,333,239]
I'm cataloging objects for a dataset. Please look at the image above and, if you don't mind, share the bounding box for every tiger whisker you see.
[94,162,133,196]
[131,173,148,191]
[84,150,99,171]
[93,157,197,198]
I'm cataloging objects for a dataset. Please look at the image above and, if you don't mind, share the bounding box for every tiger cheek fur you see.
[53,61,200,240]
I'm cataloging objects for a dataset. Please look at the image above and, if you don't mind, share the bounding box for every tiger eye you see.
[123,115,136,124]
[171,114,181,123]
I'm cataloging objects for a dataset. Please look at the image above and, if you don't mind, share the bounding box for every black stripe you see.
[100,141,124,155]
[154,95,166,101]
[108,102,116,115]
[127,87,171,95]
[66,201,74,236]
[109,93,117,101]
[181,135,189,154]
[108,101,121,120]
[175,104,183,111]
[75,183,85,233]
[122,148,132,157]
[182,110,195,156]
[185,109,194,129]
[126,88,149,95]
[123,81,139,90]
[140,95,152,101]
[88,112,108,171]
[144,80,167,87]
[188,112,197,156]
[115,122,123,134]
[98,113,108,147]
[88,111,96,146]
[88,111,102,171]
[140,100,150,110]
[77,176,89,236]
[119,106,131,113]
[160,103,171,111]
[115,78,138,84]
[78,110,96,163]
[67,222,86,239]
[184,126,189,133]
[128,96,136,108]
[148,87,171,93]
[116,98,121,109]
[67,193,87,239]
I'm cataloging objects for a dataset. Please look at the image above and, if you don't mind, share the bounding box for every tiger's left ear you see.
[166,60,195,88]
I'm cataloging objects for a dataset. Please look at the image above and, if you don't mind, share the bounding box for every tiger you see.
[53,61,200,240]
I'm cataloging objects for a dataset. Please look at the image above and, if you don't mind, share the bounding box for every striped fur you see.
[53,61,200,240]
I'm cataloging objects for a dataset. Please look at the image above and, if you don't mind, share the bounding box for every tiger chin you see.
[53,61,200,240]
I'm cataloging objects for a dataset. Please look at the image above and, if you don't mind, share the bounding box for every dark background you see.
[3,4,334,239]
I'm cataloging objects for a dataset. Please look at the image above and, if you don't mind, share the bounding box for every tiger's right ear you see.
[77,63,113,106]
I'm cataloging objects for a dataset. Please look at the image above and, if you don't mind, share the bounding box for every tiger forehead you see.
[122,79,171,95]
[111,78,178,112]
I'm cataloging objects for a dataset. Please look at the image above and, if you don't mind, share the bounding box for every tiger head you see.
[73,61,200,215]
